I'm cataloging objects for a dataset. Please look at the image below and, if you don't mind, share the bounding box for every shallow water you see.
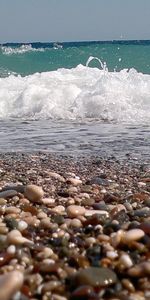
[0,120,149,162]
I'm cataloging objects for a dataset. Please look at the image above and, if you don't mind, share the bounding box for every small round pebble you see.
[67,205,86,218]
[24,184,44,203]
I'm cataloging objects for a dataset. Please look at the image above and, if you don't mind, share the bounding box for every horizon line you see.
[1,38,150,45]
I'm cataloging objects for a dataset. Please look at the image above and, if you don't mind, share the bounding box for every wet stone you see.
[113,210,129,225]
[93,201,108,211]
[51,215,65,225]
[74,267,117,288]
[2,185,25,194]
[86,245,101,266]
[144,199,150,207]
[139,222,150,235]
[86,177,108,186]
[5,217,18,230]
[84,214,109,226]
[133,208,150,218]
[103,222,121,234]
[70,285,98,300]
[0,190,18,199]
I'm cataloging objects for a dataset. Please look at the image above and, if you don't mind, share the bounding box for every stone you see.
[0,190,18,199]
[122,229,145,244]
[67,205,86,218]
[74,267,117,287]
[119,253,133,268]
[0,271,24,300]
[67,178,82,186]
[85,209,109,218]
[139,222,150,235]
[7,229,33,245]
[24,185,44,203]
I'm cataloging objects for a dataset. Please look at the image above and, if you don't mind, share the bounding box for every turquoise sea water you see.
[0,40,150,160]
[1,40,150,76]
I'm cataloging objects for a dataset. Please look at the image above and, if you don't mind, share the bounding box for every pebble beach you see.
[0,153,149,300]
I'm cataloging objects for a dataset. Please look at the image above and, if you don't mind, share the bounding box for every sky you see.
[0,0,150,43]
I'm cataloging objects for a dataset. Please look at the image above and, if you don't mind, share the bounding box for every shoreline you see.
[0,152,149,299]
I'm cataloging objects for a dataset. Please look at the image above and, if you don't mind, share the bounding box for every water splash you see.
[0,64,149,123]
[86,56,107,72]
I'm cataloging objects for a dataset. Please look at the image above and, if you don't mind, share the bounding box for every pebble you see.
[70,218,82,228]
[128,262,150,277]
[0,198,7,205]
[85,237,96,246]
[122,278,135,292]
[67,205,86,218]
[0,271,24,300]
[52,205,65,214]
[67,178,82,186]
[5,206,21,214]
[106,250,118,260]
[122,229,145,244]
[48,172,65,182]
[42,280,62,293]
[24,184,44,203]
[82,198,95,206]
[7,245,16,255]
[85,209,109,218]
[119,253,133,268]
[74,267,117,287]
[139,222,150,235]
[37,247,54,259]
[110,204,126,218]
[70,285,97,299]
[7,229,33,245]
[0,190,18,199]
[17,220,28,231]
[42,197,55,205]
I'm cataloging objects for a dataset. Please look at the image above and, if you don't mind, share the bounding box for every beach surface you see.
[0,153,149,299]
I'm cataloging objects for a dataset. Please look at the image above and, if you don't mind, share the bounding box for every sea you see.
[0,40,150,162]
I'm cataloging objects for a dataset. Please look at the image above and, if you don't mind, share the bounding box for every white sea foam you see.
[1,44,44,55]
[0,64,149,123]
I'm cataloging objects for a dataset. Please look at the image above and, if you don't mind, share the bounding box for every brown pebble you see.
[0,271,24,300]
[122,278,135,292]
[24,184,44,203]
[67,205,85,218]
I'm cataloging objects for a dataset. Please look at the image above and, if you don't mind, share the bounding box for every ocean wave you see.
[0,64,149,123]
[1,44,45,55]
[0,67,18,78]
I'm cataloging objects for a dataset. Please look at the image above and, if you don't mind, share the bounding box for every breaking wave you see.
[0,64,149,124]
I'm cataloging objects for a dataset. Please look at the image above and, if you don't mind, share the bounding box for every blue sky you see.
[0,0,150,42]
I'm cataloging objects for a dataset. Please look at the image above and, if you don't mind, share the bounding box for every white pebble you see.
[7,245,16,255]
[106,251,118,260]
[85,209,109,218]
[120,253,133,268]
[17,220,28,231]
